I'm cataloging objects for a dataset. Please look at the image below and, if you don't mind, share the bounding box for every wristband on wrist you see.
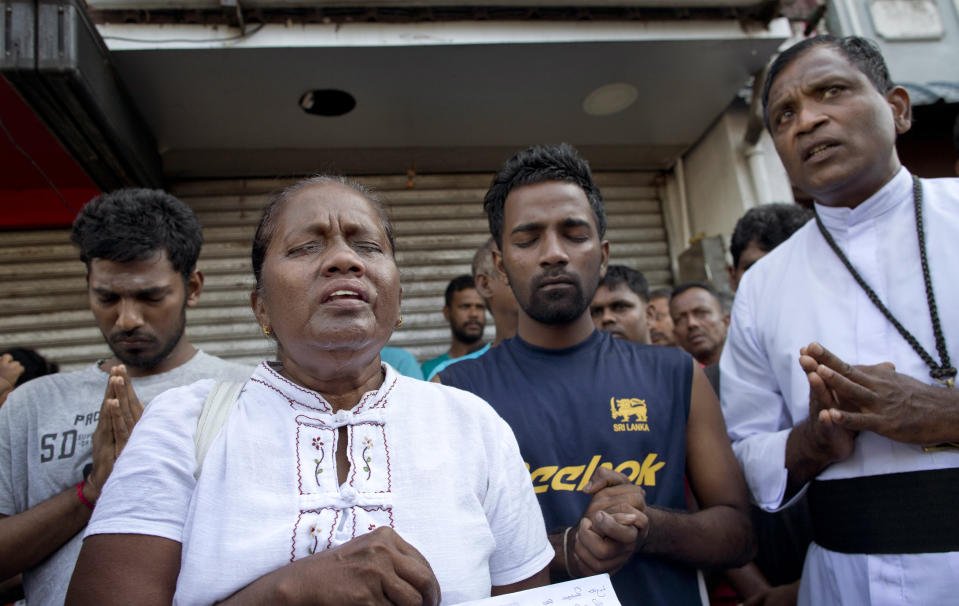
[76,480,95,511]
[563,526,574,579]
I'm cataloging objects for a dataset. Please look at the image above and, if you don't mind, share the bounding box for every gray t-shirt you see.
[0,350,251,606]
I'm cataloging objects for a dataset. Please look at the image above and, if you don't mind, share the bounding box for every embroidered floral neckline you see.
[250,361,398,417]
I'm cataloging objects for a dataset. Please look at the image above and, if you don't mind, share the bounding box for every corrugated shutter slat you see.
[0,171,670,371]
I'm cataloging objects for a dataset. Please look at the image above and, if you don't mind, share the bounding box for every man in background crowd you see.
[647,288,677,347]
[590,265,651,344]
[670,281,728,366]
[728,203,813,292]
[471,237,519,348]
[420,274,487,379]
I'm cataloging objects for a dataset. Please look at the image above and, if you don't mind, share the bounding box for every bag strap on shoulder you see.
[194,381,244,479]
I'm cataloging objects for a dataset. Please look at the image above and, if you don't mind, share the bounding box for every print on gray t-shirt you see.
[0,351,251,606]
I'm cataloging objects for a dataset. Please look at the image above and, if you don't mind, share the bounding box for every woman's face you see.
[252,182,400,364]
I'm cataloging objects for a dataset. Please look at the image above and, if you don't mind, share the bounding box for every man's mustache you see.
[532,270,580,288]
[109,329,155,342]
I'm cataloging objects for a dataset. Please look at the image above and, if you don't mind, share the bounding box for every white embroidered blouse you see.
[86,362,553,605]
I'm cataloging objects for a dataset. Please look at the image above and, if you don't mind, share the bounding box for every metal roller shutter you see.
[0,171,671,371]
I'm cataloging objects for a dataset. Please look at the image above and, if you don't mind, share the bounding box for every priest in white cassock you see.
[720,34,959,606]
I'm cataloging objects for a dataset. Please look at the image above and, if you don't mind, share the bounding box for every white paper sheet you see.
[452,573,622,606]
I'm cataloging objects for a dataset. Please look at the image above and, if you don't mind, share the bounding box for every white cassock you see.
[720,167,959,606]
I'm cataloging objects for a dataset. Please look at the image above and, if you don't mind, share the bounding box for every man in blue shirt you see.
[438,143,753,605]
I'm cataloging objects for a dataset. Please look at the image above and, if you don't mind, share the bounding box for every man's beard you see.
[452,322,484,345]
[106,305,187,369]
[514,269,598,326]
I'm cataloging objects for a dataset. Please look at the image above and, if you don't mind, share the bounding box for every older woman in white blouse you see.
[67,177,552,605]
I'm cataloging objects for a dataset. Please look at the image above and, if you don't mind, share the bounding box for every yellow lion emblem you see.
[610,397,648,423]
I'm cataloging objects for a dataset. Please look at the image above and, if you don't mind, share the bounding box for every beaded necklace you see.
[813,174,955,388]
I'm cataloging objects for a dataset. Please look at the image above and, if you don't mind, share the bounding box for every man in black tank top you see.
[438,143,754,606]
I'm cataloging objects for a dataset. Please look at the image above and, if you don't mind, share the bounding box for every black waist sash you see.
[807,468,959,554]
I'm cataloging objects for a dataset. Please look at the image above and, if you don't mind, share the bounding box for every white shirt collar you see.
[253,360,397,418]
[815,166,912,229]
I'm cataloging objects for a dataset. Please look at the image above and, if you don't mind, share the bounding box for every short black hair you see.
[730,203,813,268]
[599,265,650,303]
[671,281,721,306]
[0,347,59,387]
[648,288,672,302]
[444,274,476,307]
[484,143,606,249]
[251,175,395,294]
[762,35,893,131]
[70,189,203,281]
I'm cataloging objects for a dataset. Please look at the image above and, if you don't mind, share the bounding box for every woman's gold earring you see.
[396,317,403,328]
[262,325,272,337]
